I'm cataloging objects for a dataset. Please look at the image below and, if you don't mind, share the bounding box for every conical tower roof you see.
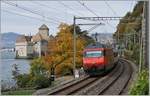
[39,24,49,30]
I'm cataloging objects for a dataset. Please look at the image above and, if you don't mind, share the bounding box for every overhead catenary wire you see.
[77,1,116,29]
[103,0,119,29]
[57,1,86,17]
[31,1,70,22]
[87,24,104,32]
[3,1,121,33]
[77,0,110,30]
[103,1,119,28]
[104,0,119,16]
[3,1,41,16]
[77,1,99,17]
[2,9,57,33]
[32,0,85,22]
[2,9,59,25]
[2,1,61,24]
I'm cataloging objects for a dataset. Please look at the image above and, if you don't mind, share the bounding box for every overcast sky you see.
[1,0,137,36]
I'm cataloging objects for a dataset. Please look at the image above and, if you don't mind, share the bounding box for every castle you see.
[15,24,54,58]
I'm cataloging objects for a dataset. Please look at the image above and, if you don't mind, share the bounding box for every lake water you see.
[0,50,31,88]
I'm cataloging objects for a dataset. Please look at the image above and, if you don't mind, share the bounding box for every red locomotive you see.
[83,42,118,75]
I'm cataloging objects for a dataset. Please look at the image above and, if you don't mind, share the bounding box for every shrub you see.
[129,69,149,95]
[131,44,140,64]
[12,64,32,88]
[32,75,51,89]
[14,58,52,89]
[55,64,73,76]
[16,74,31,88]
[124,50,132,59]
[30,58,51,89]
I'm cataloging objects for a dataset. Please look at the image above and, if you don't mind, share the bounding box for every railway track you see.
[73,60,123,95]
[48,59,133,95]
[48,76,100,95]
[100,59,132,95]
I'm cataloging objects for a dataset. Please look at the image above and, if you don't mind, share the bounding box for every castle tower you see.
[39,24,49,38]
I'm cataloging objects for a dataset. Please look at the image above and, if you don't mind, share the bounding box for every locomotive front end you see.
[83,50,105,75]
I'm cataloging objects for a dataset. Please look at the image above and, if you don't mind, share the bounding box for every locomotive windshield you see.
[84,51,103,57]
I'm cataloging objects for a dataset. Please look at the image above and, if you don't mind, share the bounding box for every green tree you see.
[29,58,51,89]
[114,1,149,95]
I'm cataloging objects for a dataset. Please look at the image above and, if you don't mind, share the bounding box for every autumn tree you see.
[44,23,94,76]
[113,1,144,64]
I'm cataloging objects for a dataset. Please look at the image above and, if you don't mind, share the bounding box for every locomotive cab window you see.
[84,51,103,57]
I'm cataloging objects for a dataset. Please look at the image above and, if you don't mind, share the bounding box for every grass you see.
[1,76,74,95]
[129,69,149,95]
[1,89,35,95]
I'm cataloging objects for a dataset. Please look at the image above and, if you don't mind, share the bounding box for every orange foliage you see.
[43,23,91,76]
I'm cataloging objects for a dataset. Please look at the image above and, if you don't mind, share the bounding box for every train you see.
[83,42,118,76]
